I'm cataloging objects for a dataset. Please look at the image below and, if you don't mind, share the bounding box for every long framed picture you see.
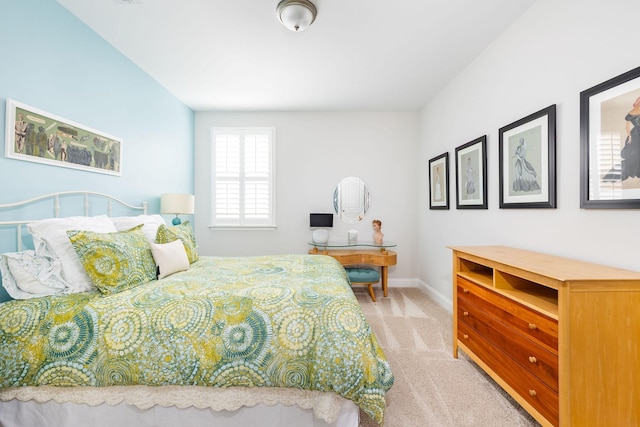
[428,152,449,210]
[580,66,640,208]
[455,136,487,209]
[499,105,556,208]
[5,99,122,176]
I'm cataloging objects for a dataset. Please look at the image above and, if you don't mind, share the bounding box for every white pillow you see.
[150,240,190,279]
[0,251,71,299]
[110,215,166,242]
[27,215,117,292]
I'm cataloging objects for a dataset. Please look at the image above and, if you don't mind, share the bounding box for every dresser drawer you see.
[457,276,558,354]
[334,254,363,265]
[361,254,382,264]
[457,302,558,391]
[458,322,559,425]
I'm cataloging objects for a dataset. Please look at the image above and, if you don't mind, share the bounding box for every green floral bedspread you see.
[0,254,393,423]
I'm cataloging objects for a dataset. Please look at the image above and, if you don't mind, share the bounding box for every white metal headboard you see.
[0,191,148,251]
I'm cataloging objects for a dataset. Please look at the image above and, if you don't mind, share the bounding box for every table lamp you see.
[161,193,195,225]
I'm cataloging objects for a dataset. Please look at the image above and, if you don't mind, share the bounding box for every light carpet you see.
[353,287,540,427]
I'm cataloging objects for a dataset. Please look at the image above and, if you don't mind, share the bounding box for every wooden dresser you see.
[450,246,640,427]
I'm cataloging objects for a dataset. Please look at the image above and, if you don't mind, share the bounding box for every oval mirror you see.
[333,176,370,223]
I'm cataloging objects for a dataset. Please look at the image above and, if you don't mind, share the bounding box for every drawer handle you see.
[462,288,469,293]
[528,323,537,330]
[529,389,537,397]
[463,334,469,339]
[463,311,469,317]
[528,356,537,364]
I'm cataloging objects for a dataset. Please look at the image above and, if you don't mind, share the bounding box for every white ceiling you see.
[57,0,535,112]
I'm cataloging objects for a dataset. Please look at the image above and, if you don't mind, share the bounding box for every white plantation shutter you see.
[214,134,240,219]
[211,128,275,228]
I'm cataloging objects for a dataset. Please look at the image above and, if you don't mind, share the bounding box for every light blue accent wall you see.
[0,0,195,301]
[0,0,194,203]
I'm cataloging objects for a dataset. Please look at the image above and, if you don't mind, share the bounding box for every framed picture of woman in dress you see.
[499,105,556,209]
[428,152,449,210]
[580,66,640,208]
[455,136,487,209]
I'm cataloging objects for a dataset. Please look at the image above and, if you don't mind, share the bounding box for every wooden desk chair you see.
[345,267,380,302]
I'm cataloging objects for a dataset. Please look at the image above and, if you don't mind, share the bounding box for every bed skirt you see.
[0,386,360,427]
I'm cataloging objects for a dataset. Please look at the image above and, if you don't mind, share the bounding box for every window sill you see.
[208,225,277,231]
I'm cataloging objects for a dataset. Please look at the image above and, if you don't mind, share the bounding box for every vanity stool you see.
[345,267,380,302]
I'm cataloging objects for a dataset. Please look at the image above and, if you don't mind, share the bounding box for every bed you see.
[0,192,393,427]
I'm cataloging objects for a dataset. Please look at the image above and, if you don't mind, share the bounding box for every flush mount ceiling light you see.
[276,0,317,32]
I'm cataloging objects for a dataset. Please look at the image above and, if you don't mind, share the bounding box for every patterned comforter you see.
[0,254,393,423]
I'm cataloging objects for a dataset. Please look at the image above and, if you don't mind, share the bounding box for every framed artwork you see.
[5,99,122,176]
[499,105,556,208]
[428,152,449,210]
[455,136,487,209]
[580,66,640,208]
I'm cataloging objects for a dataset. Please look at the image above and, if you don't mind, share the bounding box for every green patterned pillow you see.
[155,221,198,263]
[67,225,156,294]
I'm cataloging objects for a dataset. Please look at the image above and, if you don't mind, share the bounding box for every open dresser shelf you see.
[449,245,640,427]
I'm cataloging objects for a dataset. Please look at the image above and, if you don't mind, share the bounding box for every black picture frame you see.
[428,152,449,210]
[499,105,556,209]
[455,136,487,209]
[580,66,640,209]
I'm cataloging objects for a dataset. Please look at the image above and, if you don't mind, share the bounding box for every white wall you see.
[418,0,640,308]
[194,111,419,280]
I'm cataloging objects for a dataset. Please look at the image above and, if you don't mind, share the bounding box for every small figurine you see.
[372,219,384,244]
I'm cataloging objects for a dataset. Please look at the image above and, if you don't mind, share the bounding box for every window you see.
[210,128,275,228]
[592,131,622,200]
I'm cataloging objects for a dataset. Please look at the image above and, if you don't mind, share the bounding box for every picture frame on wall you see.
[455,135,487,209]
[5,99,122,176]
[428,152,449,210]
[580,66,640,208]
[499,105,556,209]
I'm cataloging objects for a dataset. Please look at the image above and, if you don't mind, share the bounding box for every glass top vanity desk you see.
[308,241,397,298]
[308,176,398,298]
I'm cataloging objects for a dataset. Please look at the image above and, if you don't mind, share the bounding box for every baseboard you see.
[387,278,418,288]
[416,280,453,313]
[386,278,452,312]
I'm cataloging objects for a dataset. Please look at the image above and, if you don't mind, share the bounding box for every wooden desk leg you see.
[381,266,388,297]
